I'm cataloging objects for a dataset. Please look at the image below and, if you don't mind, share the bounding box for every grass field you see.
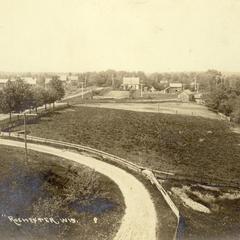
[0,146,125,240]
[14,106,240,184]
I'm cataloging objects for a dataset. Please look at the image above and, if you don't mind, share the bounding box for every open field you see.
[13,106,240,183]
[0,145,125,240]
[80,102,220,119]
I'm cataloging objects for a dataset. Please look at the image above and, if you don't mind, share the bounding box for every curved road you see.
[0,139,157,240]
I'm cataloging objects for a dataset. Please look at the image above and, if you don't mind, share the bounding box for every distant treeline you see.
[1,69,240,92]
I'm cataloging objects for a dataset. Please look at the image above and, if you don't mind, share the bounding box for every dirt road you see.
[80,102,220,120]
[0,103,67,122]
[63,89,92,101]
[0,139,157,240]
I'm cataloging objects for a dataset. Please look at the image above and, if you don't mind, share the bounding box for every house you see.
[36,77,46,88]
[22,77,37,85]
[58,75,68,82]
[0,77,46,89]
[58,74,68,85]
[122,77,140,90]
[0,79,9,89]
[163,83,183,94]
[178,89,194,102]
[22,77,47,88]
[194,93,205,104]
[68,75,78,83]
[160,80,169,84]
[45,77,52,85]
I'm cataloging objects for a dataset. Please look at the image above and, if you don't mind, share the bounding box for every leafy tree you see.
[0,79,32,121]
[31,86,47,112]
[47,77,65,107]
[42,88,51,110]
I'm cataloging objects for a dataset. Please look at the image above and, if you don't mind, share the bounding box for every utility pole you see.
[12,112,37,162]
[81,82,84,100]
[140,84,144,97]
[112,74,114,88]
[194,77,197,92]
[85,75,87,88]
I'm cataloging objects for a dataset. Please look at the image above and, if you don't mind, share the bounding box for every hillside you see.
[13,106,240,184]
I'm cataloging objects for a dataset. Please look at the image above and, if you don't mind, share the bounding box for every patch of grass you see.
[0,146,125,240]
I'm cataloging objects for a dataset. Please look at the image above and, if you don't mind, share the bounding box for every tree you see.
[31,86,46,112]
[47,78,65,107]
[0,79,32,121]
[42,88,51,110]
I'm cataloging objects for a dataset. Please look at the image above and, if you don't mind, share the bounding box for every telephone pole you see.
[140,84,144,97]
[12,112,37,162]
[85,75,87,88]
[81,82,84,100]
[112,74,114,88]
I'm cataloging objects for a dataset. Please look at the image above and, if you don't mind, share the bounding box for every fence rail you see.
[0,131,180,240]
[154,170,240,189]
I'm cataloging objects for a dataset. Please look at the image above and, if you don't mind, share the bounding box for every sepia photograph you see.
[0,0,240,239]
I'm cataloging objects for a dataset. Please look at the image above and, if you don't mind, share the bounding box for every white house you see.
[22,77,37,85]
[0,79,9,89]
[68,75,78,81]
[58,74,68,82]
[122,77,140,90]
[45,77,52,84]
[160,80,169,84]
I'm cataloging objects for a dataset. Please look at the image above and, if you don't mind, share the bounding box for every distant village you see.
[121,77,203,104]
[0,73,204,104]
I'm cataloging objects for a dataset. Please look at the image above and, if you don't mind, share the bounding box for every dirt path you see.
[80,102,220,120]
[0,139,157,240]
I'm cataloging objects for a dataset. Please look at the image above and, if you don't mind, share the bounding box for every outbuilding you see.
[178,89,194,102]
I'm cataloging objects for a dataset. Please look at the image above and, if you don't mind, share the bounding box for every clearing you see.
[80,102,220,119]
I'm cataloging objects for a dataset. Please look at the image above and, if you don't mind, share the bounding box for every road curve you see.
[0,139,157,240]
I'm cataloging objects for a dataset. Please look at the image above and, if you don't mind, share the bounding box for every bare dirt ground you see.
[0,139,157,240]
[63,88,93,101]
[102,91,130,99]
[80,102,220,120]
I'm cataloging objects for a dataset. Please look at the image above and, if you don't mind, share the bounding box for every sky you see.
[0,0,240,73]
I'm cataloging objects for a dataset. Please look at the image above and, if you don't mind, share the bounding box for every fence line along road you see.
[0,131,180,240]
